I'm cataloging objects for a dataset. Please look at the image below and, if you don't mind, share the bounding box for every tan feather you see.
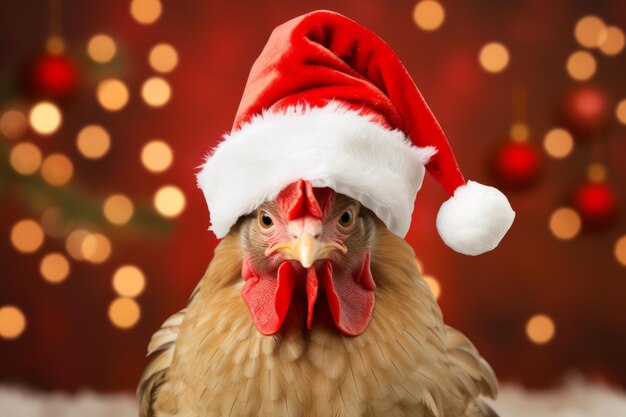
[464,399,500,417]
[446,326,499,399]
[137,281,203,417]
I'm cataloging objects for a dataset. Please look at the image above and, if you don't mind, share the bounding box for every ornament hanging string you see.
[587,123,607,182]
[512,85,527,125]
[489,84,543,189]
[510,85,530,142]
[571,88,618,230]
[47,0,65,54]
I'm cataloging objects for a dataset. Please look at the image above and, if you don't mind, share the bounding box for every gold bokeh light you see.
[66,229,90,260]
[46,35,65,54]
[154,185,186,218]
[587,163,607,183]
[574,15,605,48]
[526,314,556,345]
[41,153,73,186]
[543,128,574,159]
[130,0,162,25]
[87,34,117,63]
[11,219,45,253]
[149,43,178,73]
[141,140,173,173]
[617,99,626,125]
[29,101,62,135]
[10,142,43,175]
[141,77,171,107]
[103,194,134,225]
[41,207,67,238]
[598,26,625,56]
[0,305,26,340]
[478,42,510,74]
[1,109,28,139]
[412,0,445,31]
[81,233,112,264]
[109,297,141,329]
[40,253,70,284]
[566,51,596,81]
[549,207,581,240]
[97,78,129,111]
[77,125,111,159]
[113,265,146,297]
[423,275,441,300]
[614,235,626,268]
[509,122,530,142]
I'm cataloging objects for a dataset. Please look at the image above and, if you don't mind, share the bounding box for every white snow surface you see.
[0,385,137,417]
[1,381,625,416]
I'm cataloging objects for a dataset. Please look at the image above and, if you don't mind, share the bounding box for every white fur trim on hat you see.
[436,181,515,256]
[197,102,436,238]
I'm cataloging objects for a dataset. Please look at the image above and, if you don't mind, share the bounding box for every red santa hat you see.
[198,10,515,256]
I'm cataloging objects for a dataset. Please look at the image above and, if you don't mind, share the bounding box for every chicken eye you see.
[258,210,274,229]
[338,209,354,227]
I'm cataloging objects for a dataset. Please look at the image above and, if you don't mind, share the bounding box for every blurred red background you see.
[1,0,625,394]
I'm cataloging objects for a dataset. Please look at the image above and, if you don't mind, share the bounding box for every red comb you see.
[276,179,334,220]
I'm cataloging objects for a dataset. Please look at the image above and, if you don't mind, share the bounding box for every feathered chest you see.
[157,280,465,417]
[142,232,497,417]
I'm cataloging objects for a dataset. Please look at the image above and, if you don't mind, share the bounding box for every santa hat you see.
[197,10,515,256]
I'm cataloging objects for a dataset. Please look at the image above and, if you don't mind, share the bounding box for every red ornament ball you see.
[22,53,79,101]
[572,181,618,229]
[559,85,610,139]
[490,141,543,189]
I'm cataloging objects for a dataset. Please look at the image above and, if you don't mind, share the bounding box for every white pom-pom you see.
[436,181,515,256]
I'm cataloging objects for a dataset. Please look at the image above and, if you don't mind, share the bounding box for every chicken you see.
[138,179,499,417]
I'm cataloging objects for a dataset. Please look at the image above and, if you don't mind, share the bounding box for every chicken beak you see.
[265,233,347,268]
[293,232,318,268]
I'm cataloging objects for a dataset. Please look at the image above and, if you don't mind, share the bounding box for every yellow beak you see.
[265,233,347,268]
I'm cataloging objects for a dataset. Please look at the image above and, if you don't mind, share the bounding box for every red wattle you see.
[277,179,306,221]
[319,253,376,336]
[303,180,324,219]
[242,256,376,336]
[276,179,335,221]
[306,267,319,329]
[241,260,296,335]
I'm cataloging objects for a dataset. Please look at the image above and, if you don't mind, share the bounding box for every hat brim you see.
[197,102,435,238]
